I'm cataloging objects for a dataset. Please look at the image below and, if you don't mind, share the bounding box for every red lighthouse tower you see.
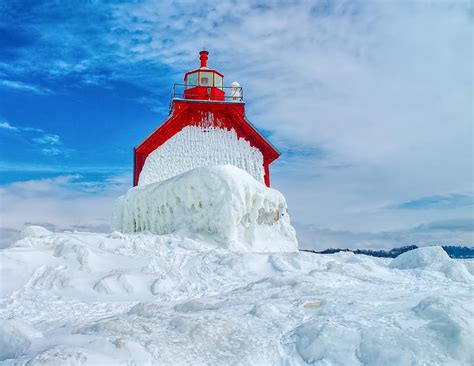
[133,51,280,187]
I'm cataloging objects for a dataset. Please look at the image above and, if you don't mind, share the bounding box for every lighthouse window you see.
[214,74,223,90]
[187,72,198,87]
[199,71,213,86]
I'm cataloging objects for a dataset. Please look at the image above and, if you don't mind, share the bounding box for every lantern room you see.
[183,50,225,101]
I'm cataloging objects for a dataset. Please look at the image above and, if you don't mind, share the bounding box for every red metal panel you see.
[183,86,225,101]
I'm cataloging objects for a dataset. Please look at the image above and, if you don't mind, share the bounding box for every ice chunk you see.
[20,225,52,239]
[287,322,361,364]
[0,319,31,361]
[390,246,450,269]
[113,165,297,252]
[138,126,265,186]
[413,296,474,363]
[390,246,473,283]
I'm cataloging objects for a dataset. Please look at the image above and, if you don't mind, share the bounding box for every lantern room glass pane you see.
[199,71,213,86]
[214,74,223,90]
[187,72,198,87]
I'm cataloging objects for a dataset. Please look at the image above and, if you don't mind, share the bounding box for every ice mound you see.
[390,246,450,269]
[113,165,298,252]
[20,225,52,239]
[390,246,472,283]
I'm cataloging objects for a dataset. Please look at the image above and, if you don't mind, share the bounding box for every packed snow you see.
[114,165,297,252]
[139,126,265,186]
[1,228,472,365]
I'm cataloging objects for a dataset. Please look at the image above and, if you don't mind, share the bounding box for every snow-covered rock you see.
[113,165,298,252]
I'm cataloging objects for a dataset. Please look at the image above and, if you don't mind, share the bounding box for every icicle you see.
[139,126,265,186]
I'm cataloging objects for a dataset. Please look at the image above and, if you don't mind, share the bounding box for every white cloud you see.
[0,121,44,134]
[0,174,130,247]
[0,120,72,156]
[0,162,130,175]
[33,134,61,145]
[40,148,62,156]
[0,80,53,95]
[0,121,18,131]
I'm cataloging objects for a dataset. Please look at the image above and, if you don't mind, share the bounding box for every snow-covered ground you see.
[1,227,472,365]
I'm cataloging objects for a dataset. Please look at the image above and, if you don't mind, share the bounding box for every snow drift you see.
[113,165,298,252]
[1,230,473,365]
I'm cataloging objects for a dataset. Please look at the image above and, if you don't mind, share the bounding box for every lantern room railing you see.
[170,83,244,103]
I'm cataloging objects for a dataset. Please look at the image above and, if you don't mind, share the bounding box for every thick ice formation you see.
[139,126,265,186]
[114,165,298,252]
[390,245,452,269]
[0,320,31,361]
[390,246,473,283]
[1,230,472,364]
[20,225,52,239]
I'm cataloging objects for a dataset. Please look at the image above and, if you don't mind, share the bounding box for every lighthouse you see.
[115,51,297,250]
[133,51,280,187]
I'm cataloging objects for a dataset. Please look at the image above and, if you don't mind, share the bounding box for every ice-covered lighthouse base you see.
[113,165,298,252]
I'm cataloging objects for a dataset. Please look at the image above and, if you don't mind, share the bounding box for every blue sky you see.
[0,0,472,249]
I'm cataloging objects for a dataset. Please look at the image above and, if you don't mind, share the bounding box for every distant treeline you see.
[301,245,474,259]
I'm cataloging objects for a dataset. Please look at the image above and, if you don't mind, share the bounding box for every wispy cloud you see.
[40,148,62,156]
[0,121,43,133]
[0,121,18,131]
[0,161,130,174]
[33,134,61,145]
[416,219,474,233]
[0,174,131,247]
[0,120,72,157]
[391,193,474,210]
[0,80,53,95]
